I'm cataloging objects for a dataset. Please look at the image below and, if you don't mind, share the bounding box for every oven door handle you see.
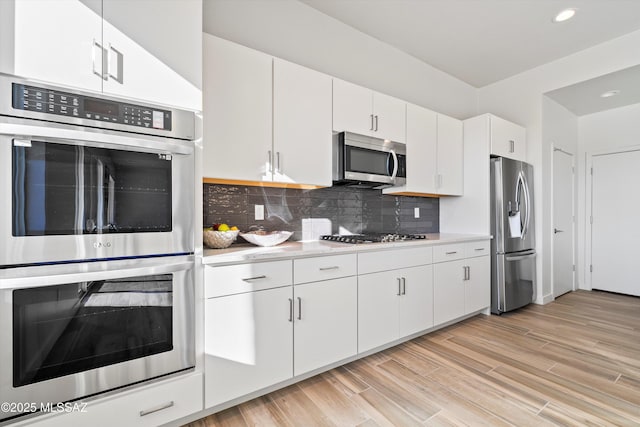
[0,258,194,290]
[0,122,193,155]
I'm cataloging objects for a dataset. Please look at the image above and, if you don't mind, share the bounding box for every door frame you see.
[585,144,640,290]
[551,146,576,298]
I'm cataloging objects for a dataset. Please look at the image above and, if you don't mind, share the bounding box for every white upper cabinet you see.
[273,59,332,187]
[333,79,406,143]
[101,0,202,109]
[203,37,332,187]
[1,0,202,110]
[203,34,273,182]
[490,114,526,161]
[384,105,462,196]
[436,113,464,196]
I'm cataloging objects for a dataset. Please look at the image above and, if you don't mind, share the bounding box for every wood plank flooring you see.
[185,290,640,426]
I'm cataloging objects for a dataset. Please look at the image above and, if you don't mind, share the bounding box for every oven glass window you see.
[12,140,172,236]
[346,146,391,176]
[13,274,173,387]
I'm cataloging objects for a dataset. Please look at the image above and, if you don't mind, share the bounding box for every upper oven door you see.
[0,117,194,267]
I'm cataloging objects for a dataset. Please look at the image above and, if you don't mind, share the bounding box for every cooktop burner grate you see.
[320,233,427,244]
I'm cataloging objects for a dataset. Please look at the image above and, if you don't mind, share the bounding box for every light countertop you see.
[201,233,491,266]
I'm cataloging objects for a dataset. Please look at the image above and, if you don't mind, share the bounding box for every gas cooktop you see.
[320,233,427,244]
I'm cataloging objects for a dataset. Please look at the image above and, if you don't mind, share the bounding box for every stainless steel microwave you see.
[332,132,406,187]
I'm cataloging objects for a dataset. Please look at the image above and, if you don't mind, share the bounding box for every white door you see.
[102,0,202,109]
[293,277,357,376]
[332,78,373,136]
[10,0,103,93]
[436,114,464,195]
[273,59,332,187]
[553,149,575,298]
[202,35,273,182]
[398,265,434,338]
[433,260,466,325]
[465,256,491,313]
[358,270,399,353]
[204,287,293,408]
[591,150,640,296]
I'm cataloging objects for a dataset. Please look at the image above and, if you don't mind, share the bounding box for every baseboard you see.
[535,293,554,305]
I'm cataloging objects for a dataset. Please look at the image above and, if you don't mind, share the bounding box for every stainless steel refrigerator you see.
[490,157,536,314]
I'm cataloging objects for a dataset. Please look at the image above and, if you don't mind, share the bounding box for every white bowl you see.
[203,230,239,249]
[240,231,293,247]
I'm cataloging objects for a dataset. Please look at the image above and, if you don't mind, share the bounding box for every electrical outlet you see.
[414,207,420,218]
[255,204,264,221]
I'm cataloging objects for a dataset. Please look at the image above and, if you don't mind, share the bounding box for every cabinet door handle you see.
[445,251,457,255]
[276,151,281,174]
[462,266,467,280]
[509,140,515,153]
[288,298,293,322]
[297,297,302,320]
[474,248,485,252]
[402,277,406,295]
[242,275,267,282]
[467,266,471,281]
[397,278,402,296]
[107,44,124,84]
[319,266,339,271]
[374,115,379,131]
[370,114,374,131]
[92,39,107,80]
[139,401,174,417]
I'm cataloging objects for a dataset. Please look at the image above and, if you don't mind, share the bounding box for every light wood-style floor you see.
[185,290,640,426]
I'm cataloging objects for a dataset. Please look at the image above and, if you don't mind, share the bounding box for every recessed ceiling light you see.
[553,8,577,23]
[600,90,621,98]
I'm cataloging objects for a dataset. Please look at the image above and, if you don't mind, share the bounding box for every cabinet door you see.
[273,59,332,187]
[437,114,463,195]
[203,35,273,182]
[294,277,357,376]
[399,265,434,338]
[358,270,400,353]
[404,103,438,193]
[490,115,526,162]
[101,0,202,109]
[433,259,466,325]
[373,92,406,143]
[8,0,103,93]
[332,78,373,136]
[465,256,491,314]
[204,287,293,408]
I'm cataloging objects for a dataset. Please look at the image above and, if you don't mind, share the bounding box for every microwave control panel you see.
[11,83,172,131]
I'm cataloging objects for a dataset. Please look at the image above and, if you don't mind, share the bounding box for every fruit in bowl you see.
[203,224,239,249]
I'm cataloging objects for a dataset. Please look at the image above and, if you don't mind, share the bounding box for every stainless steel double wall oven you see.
[0,74,196,422]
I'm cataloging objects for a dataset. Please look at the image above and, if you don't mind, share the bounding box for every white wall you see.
[478,29,640,304]
[542,97,578,297]
[202,0,477,119]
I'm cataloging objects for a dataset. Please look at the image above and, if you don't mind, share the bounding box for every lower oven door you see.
[0,255,194,421]
[0,118,194,267]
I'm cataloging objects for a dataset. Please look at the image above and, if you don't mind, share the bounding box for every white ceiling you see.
[545,65,640,116]
[300,0,640,88]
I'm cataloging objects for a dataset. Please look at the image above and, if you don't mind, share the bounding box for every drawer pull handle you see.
[140,401,174,417]
[242,275,267,282]
[474,248,485,251]
[445,251,458,255]
[319,266,340,271]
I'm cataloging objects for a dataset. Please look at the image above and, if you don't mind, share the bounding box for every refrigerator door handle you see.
[521,172,531,240]
[505,250,536,261]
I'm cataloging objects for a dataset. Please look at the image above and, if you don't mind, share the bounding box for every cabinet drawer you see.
[465,240,491,258]
[24,373,203,427]
[294,254,357,284]
[205,260,292,298]
[433,243,466,263]
[358,246,433,274]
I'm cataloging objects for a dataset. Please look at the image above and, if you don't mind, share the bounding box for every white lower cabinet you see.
[433,242,491,325]
[22,373,203,427]
[293,277,357,376]
[204,286,293,408]
[358,265,433,353]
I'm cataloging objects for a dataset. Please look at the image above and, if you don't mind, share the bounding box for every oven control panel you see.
[11,83,172,131]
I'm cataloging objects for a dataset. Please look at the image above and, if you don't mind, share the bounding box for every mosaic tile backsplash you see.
[204,184,439,243]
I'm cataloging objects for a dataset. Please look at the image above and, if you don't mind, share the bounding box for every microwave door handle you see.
[390,149,398,179]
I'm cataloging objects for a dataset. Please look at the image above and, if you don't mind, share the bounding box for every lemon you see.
[218,223,230,232]
[230,226,238,231]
